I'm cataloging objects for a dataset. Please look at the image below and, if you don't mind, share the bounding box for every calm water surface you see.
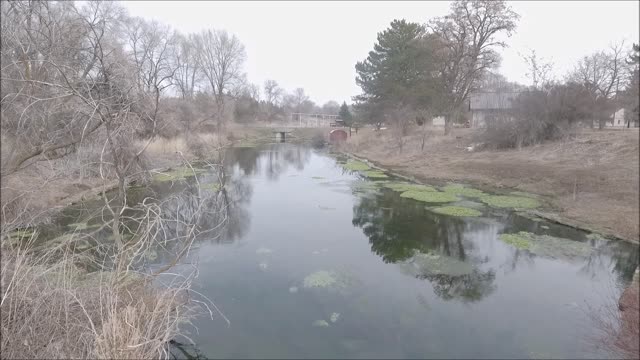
[54,144,640,359]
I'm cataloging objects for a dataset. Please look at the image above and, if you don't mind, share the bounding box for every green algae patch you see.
[431,206,482,217]
[384,182,437,193]
[8,229,35,239]
[311,176,325,180]
[499,231,594,259]
[330,312,340,323]
[343,160,371,171]
[361,170,388,179]
[201,182,222,191]
[303,271,337,288]
[400,252,474,277]
[442,184,486,198]
[400,190,459,203]
[312,320,330,327]
[7,228,36,246]
[152,167,207,182]
[499,232,533,250]
[480,195,540,209]
[67,222,102,231]
[585,233,604,241]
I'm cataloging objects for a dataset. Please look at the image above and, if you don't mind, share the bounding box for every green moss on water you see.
[400,190,459,203]
[8,229,35,238]
[480,195,540,209]
[312,320,330,327]
[361,170,388,179]
[442,184,486,198]
[343,160,371,171]
[201,182,222,191]
[67,222,102,231]
[585,233,607,241]
[431,206,482,217]
[499,231,593,259]
[400,252,474,277]
[303,271,337,288]
[152,167,207,182]
[499,232,533,249]
[384,182,437,193]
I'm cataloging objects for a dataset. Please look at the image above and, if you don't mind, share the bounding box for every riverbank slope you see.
[345,127,639,243]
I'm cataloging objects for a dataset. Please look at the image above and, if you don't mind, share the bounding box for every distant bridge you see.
[290,113,340,127]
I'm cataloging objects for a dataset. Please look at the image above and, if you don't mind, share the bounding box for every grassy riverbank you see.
[1,133,228,358]
[344,127,639,243]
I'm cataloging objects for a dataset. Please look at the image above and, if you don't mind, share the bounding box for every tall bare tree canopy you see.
[194,29,246,127]
[429,0,519,134]
[568,43,629,129]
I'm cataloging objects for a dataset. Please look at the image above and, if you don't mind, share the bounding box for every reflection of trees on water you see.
[351,190,496,302]
[499,213,639,283]
[421,270,496,303]
[263,144,311,180]
[579,241,639,283]
[222,144,311,180]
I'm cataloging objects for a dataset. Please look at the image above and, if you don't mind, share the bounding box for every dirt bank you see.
[345,127,639,243]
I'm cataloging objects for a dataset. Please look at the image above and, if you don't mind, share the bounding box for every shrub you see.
[478,86,591,149]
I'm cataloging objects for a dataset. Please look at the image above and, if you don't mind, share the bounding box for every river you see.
[46,143,639,359]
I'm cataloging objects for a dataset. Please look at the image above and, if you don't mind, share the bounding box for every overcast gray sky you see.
[123,1,639,105]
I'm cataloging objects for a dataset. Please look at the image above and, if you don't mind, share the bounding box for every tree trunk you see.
[444,110,456,135]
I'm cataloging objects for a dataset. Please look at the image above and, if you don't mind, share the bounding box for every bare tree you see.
[429,0,519,135]
[194,29,246,129]
[263,79,283,122]
[0,0,126,174]
[171,32,200,99]
[569,42,629,129]
[521,48,554,90]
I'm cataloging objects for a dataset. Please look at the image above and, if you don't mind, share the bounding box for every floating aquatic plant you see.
[146,249,158,261]
[318,205,336,210]
[499,232,533,249]
[585,233,607,241]
[312,176,325,180]
[384,182,437,193]
[400,252,474,277]
[201,182,222,191]
[256,247,273,254]
[152,167,207,182]
[312,320,330,327]
[400,190,459,203]
[330,312,340,323]
[479,195,540,209]
[8,229,35,239]
[343,160,370,171]
[67,222,102,231]
[431,206,482,217]
[441,184,486,198]
[499,231,593,259]
[303,270,337,288]
[361,170,388,179]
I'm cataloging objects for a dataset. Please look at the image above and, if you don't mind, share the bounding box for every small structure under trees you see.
[468,92,520,128]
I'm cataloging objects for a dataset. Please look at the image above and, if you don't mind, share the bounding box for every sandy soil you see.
[345,127,639,243]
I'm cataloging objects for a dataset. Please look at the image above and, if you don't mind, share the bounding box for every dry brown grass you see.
[144,133,222,156]
[0,231,202,359]
[0,153,226,359]
[346,126,640,242]
[587,275,640,359]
